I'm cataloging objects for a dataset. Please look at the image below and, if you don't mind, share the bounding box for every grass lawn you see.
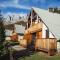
[17,52,60,60]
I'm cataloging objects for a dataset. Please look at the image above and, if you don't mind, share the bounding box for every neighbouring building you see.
[5,24,25,41]
[49,7,60,14]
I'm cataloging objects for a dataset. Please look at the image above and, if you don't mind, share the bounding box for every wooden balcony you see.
[25,22,42,34]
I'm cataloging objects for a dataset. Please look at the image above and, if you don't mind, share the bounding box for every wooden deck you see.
[35,38,57,55]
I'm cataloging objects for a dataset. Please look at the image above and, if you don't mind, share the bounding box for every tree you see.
[0,10,5,42]
[0,10,6,57]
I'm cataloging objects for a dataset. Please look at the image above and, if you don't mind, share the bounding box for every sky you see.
[0,0,60,15]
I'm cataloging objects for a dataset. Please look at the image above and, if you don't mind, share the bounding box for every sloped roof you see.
[32,7,60,39]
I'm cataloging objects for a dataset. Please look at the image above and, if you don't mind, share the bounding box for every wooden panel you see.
[19,39,27,47]
[35,38,57,52]
[11,34,18,41]
[49,39,57,49]
[23,34,28,40]
[27,33,32,44]
[24,33,30,40]
[24,33,32,46]
[36,31,42,39]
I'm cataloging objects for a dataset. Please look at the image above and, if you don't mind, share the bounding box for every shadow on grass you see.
[12,49,36,60]
[0,53,10,60]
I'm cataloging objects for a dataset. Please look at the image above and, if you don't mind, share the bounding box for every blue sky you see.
[0,0,60,15]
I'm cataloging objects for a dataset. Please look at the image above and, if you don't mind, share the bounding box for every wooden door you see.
[28,32,36,50]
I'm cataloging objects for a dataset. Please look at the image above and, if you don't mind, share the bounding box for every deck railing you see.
[35,38,57,50]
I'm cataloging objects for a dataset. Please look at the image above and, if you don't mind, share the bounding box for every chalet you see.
[23,7,60,55]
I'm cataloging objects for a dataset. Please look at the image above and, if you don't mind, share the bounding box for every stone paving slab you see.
[11,45,26,51]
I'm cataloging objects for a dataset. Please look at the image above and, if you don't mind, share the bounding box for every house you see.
[5,24,25,42]
[23,7,60,55]
[48,7,60,14]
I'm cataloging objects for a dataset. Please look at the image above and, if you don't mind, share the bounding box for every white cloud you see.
[13,0,19,4]
[1,0,19,4]
[0,3,31,10]
[0,0,31,10]
[3,12,27,17]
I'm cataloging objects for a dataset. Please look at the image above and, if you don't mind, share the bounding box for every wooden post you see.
[37,15,39,23]
[30,11,32,27]
[48,39,50,55]
[27,22,28,29]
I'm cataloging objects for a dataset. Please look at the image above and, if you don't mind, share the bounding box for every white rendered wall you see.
[15,24,25,33]
[42,24,54,38]
[49,32,54,38]
[42,24,47,38]
[5,29,12,36]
